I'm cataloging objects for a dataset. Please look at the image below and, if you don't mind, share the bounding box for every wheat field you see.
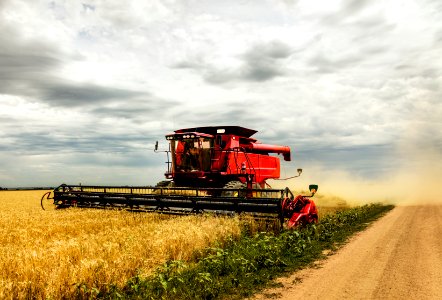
[0,190,242,299]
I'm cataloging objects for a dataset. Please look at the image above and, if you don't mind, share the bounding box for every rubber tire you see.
[221,181,246,197]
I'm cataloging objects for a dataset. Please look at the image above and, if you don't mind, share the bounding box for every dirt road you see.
[254,205,442,299]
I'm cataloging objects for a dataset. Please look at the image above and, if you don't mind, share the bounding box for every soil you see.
[253,204,442,299]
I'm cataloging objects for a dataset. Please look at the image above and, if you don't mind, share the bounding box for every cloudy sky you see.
[1,0,441,193]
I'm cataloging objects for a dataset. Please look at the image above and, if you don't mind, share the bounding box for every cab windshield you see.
[171,137,213,172]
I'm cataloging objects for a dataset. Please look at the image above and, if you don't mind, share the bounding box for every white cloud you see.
[0,0,441,188]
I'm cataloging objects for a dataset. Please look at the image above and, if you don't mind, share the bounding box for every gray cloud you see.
[321,0,372,26]
[240,41,291,81]
[306,18,395,75]
[173,59,204,70]
[0,70,144,107]
[244,41,292,60]
[2,131,119,154]
[296,143,397,178]
[39,80,144,106]
[343,0,371,15]
[0,20,144,107]
[173,40,293,84]
[436,30,442,43]
[0,19,64,69]
[308,53,362,74]
[90,98,180,121]
[0,53,60,76]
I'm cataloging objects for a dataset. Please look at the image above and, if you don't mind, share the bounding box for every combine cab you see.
[161,126,291,189]
[41,126,318,228]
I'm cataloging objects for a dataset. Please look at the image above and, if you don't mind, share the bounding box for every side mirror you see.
[309,184,318,196]
[155,141,158,151]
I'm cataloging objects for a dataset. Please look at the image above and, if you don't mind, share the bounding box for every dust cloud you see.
[272,118,442,206]
[286,158,442,207]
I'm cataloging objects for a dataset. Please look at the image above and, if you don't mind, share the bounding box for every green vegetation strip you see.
[77,204,394,299]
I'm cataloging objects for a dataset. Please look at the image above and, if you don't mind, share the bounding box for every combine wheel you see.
[41,191,56,211]
[221,181,246,197]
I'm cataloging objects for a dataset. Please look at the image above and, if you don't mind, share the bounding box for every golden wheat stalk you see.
[0,190,241,299]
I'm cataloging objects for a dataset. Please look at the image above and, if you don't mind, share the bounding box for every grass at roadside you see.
[90,203,394,299]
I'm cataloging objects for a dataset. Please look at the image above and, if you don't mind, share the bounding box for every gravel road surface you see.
[254,205,442,299]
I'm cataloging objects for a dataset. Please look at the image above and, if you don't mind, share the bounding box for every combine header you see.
[41,126,318,228]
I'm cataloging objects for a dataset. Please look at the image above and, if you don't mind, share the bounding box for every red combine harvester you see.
[41,126,318,228]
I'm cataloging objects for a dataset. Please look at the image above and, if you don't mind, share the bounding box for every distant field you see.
[0,190,241,299]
